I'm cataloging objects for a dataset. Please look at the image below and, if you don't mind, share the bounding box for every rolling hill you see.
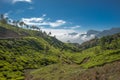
[0,19,120,80]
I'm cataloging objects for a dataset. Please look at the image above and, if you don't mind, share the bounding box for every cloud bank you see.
[20,14,95,44]
[21,15,66,28]
[12,0,32,3]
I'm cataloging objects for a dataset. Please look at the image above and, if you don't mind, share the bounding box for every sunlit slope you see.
[26,33,120,80]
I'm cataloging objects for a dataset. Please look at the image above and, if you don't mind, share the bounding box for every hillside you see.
[0,20,80,79]
[0,21,120,80]
[25,61,120,80]
[0,22,79,51]
[25,33,120,80]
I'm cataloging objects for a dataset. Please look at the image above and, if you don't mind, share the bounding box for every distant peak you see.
[111,27,120,30]
[68,32,78,36]
[87,30,100,35]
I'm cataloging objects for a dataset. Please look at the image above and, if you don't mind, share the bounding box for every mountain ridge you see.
[66,27,120,44]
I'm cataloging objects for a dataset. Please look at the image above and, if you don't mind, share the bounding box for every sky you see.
[0,0,120,43]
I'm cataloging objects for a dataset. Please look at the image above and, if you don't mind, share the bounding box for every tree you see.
[48,32,52,36]
[35,26,38,30]
[67,40,71,43]
[53,35,56,38]
[30,25,39,30]
[12,20,19,26]
[100,37,107,50]
[0,14,8,24]
[26,24,29,29]
[0,14,4,20]
[19,21,25,27]
[45,46,50,54]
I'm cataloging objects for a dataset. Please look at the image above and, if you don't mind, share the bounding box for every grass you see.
[27,64,84,80]
[26,46,120,80]
[81,49,120,68]
[1,21,120,80]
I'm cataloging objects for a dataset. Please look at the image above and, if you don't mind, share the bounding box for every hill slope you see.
[26,61,120,80]
[25,33,120,80]
[0,21,79,79]
[0,21,120,80]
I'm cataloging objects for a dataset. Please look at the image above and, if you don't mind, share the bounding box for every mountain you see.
[0,19,120,80]
[86,30,100,36]
[97,28,120,37]
[68,32,78,36]
[66,27,120,44]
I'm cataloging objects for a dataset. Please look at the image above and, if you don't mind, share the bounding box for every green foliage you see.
[81,49,120,68]
[0,14,8,24]
[28,64,83,80]
[0,38,60,79]
[1,20,120,80]
[100,34,120,50]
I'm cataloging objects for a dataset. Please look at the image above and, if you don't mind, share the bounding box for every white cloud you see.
[42,28,80,43]
[71,25,81,29]
[63,25,81,30]
[49,20,66,27]
[20,15,94,44]
[57,33,95,44]
[22,17,44,23]
[42,28,95,44]
[21,17,66,28]
[42,14,47,17]
[12,0,32,3]
[42,28,75,36]
[42,28,88,44]
[80,34,95,41]
[4,13,9,18]
[4,13,94,44]
[21,16,90,44]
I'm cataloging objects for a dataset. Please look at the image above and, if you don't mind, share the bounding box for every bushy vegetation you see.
[0,37,61,79]
[27,60,120,80]
[0,19,80,79]
[26,33,120,80]
[0,17,120,80]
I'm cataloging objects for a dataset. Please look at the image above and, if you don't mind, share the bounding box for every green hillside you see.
[0,20,120,80]
[26,33,120,80]
[0,20,79,79]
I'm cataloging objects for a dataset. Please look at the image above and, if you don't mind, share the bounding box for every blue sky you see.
[0,0,120,32]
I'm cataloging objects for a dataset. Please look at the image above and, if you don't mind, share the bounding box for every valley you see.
[0,20,120,80]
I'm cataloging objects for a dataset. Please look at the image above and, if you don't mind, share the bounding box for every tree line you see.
[0,14,53,36]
